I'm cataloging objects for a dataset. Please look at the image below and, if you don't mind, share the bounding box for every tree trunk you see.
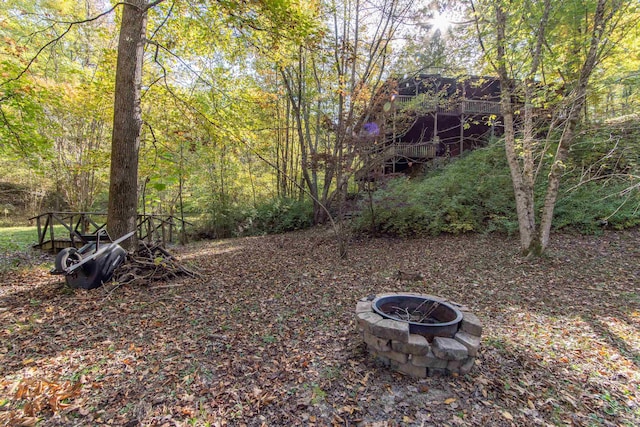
[107,0,148,250]
[495,4,539,255]
[489,0,615,256]
[502,89,539,255]
[537,0,612,252]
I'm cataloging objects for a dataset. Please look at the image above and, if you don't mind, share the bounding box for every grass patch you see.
[0,226,64,272]
[0,226,39,251]
[0,225,69,251]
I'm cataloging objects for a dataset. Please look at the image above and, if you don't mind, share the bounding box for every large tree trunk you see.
[502,96,540,255]
[107,0,149,249]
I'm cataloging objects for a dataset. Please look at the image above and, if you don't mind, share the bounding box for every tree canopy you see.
[0,0,638,252]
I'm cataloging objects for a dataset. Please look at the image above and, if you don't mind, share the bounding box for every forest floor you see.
[1,227,639,427]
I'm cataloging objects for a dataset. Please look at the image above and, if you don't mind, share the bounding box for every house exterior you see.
[357,73,503,180]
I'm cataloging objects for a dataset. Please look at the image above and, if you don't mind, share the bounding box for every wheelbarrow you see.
[51,231,135,289]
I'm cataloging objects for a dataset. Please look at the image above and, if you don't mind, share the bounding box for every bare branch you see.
[143,0,168,12]
[0,4,122,89]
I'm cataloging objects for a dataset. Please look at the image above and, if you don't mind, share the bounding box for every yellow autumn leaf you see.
[444,397,456,405]
[502,411,514,421]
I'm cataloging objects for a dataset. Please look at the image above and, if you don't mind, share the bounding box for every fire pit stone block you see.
[454,331,482,357]
[411,350,448,369]
[432,337,468,361]
[363,331,392,352]
[385,350,409,364]
[391,334,430,356]
[427,368,448,377]
[460,312,483,336]
[356,293,482,377]
[460,357,476,375]
[372,353,391,367]
[356,311,384,333]
[392,360,427,378]
[370,319,410,342]
[356,301,373,314]
[447,359,464,371]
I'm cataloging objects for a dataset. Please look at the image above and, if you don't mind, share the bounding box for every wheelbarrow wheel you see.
[55,247,82,272]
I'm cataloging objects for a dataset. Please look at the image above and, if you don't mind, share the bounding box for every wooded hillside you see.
[1,0,638,249]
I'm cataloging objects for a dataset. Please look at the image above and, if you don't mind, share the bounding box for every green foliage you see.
[248,198,313,235]
[1,0,637,241]
[197,197,313,239]
[553,180,640,233]
[554,120,640,233]
[198,199,247,239]
[355,123,640,237]
[355,142,518,236]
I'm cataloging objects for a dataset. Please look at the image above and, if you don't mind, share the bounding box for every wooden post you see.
[460,113,465,155]
[36,214,43,246]
[147,215,153,243]
[392,101,397,176]
[434,111,438,144]
[48,213,54,248]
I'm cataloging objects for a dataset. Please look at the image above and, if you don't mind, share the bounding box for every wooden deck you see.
[395,95,501,115]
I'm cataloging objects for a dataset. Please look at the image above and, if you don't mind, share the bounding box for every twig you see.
[101,282,124,302]
[388,300,440,323]
[111,241,200,286]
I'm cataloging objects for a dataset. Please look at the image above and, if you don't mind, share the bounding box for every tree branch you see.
[0,4,121,89]
[143,0,168,12]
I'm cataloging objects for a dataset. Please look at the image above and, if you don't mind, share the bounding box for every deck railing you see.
[384,142,437,159]
[395,95,501,115]
[30,211,192,252]
[362,142,438,160]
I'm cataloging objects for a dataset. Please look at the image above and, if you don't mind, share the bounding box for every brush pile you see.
[112,241,200,286]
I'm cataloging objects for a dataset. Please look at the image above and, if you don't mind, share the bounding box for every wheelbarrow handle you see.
[64,231,136,274]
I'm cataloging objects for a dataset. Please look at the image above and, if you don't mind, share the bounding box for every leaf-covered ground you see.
[1,228,639,426]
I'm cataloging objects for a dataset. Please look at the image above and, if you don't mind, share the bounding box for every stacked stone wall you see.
[356,293,483,378]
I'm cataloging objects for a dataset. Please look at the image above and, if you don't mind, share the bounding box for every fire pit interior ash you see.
[372,294,463,339]
[356,293,483,378]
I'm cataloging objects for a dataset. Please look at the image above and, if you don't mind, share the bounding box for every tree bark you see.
[107,0,149,250]
[495,3,538,255]
[489,0,616,256]
[538,0,611,250]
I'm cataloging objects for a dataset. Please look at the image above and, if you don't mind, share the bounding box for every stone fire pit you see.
[356,293,483,377]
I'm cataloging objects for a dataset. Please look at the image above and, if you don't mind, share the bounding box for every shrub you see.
[355,142,518,236]
[197,202,247,239]
[553,180,640,233]
[195,197,313,239]
[354,128,639,237]
[249,198,313,235]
